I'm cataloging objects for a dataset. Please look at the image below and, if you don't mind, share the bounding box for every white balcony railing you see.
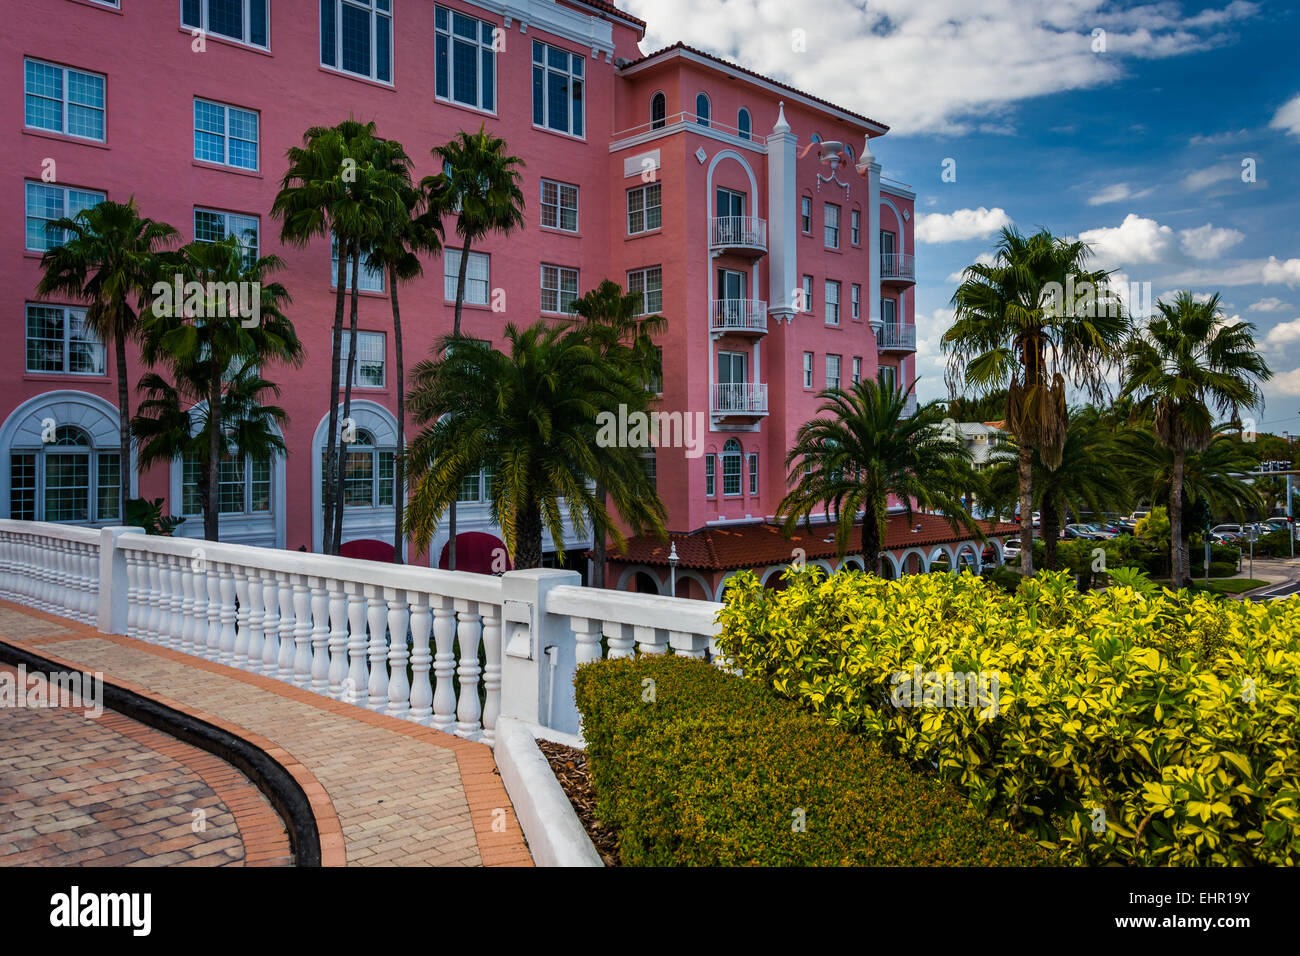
[709,298,768,335]
[710,216,767,253]
[711,382,769,415]
[881,253,916,281]
[901,393,919,418]
[877,322,917,351]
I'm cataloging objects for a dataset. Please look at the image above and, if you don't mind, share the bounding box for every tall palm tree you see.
[133,237,302,540]
[36,199,178,520]
[779,380,980,575]
[984,406,1127,569]
[367,142,442,563]
[404,322,664,570]
[944,227,1126,575]
[570,279,665,588]
[424,126,525,570]
[1121,292,1270,584]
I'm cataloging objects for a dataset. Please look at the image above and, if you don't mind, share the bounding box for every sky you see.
[622,0,1300,436]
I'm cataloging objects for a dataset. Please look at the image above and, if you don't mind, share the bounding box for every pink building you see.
[2,0,938,596]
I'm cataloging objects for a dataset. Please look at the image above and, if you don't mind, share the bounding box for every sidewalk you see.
[0,601,532,867]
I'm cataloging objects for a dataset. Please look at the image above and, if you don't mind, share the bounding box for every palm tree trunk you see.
[446,239,472,573]
[1041,498,1059,570]
[516,500,543,570]
[323,254,348,553]
[390,264,404,564]
[1170,448,1186,586]
[1018,444,1035,575]
[333,246,361,555]
[862,509,885,577]
[205,379,221,541]
[591,480,607,588]
[114,332,131,523]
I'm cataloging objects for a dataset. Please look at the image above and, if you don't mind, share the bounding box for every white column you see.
[604,621,635,659]
[291,575,313,688]
[205,559,223,659]
[327,580,349,698]
[571,617,602,665]
[455,600,482,739]
[765,102,799,323]
[480,605,502,745]
[232,566,251,667]
[385,589,411,719]
[309,577,330,693]
[365,587,389,710]
[260,570,281,674]
[431,600,458,733]
[408,595,434,725]
[344,583,368,703]
[245,571,265,673]
[218,562,237,664]
[275,571,297,680]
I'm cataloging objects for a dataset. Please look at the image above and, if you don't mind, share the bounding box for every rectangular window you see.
[641,452,656,489]
[10,454,36,521]
[25,182,105,252]
[26,304,106,376]
[444,248,490,304]
[851,209,861,245]
[626,182,662,235]
[852,283,861,320]
[24,59,106,142]
[196,208,260,266]
[824,203,840,248]
[801,275,814,312]
[852,356,862,384]
[540,179,578,231]
[434,5,496,112]
[826,280,841,326]
[531,40,584,136]
[457,466,493,503]
[320,0,392,83]
[627,266,663,315]
[648,345,663,394]
[723,451,741,496]
[881,297,897,326]
[800,196,811,233]
[339,330,386,387]
[747,452,758,495]
[540,264,579,314]
[802,351,814,389]
[826,354,842,390]
[194,98,259,170]
[183,0,269,48]
[878,365,897,391]
[331,233,385,292]
[183,455,271,515]
[705,455,716,498]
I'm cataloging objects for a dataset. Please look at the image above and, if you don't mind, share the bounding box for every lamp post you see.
[668,541,679,597]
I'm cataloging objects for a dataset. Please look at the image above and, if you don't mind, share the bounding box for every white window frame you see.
[627,266,663,316]
[824,203,841,249]
[801,196,812,233]
[331,233,385,293]
[852,356,862,384]
[802,351,814,389]
[540,178,578,232]
[532,39,584,137]
[339,330,386,388]
[457,465,494,503]
[193,98,259,171]
[722,439,742,497]
[182,453,272,517]
[320,0,393,83]
[25,182,105,252]
[25,303,106,376]
[826,280,841,326]
[802,275,814,312]
[23,58,106,142]
[444,248,490,305]
[627,182,662,235]
[695,92,711,126]
[852,283,861,320]
[9,426,120,524]
[540,264,579,314]
[705,454,716,498]
[326,429,396,510]
[881,297,897,326]
[826,354,842,390]
[851,209,861,246]
[434,4,497,113]
[747,452,758,495]
[196,208,260,266]
[183,0,270,50]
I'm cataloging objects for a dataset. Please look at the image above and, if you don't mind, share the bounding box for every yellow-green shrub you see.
[716,568,1300,865]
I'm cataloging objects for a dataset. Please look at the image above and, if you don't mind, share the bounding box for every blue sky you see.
[626,0,1300,435]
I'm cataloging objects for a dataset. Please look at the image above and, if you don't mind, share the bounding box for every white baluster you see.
[244,570,265,674]
[408,595,434,725]
[233,567,251,668]
[145,556,164,643]
[292,575,313,689]
[572,617,603,664]
[365,588,389,710]
[635,625,666,655]
[386,589,411,719]
[205,558,223,659]
[177,555,196,654]
[431,600,457,733]
[345,583,368,704]
[480,605,502,745]
[327,581,348,698]
[259,570,280,674]
[163,554,183,647]
[455,600,483,740]
[190,556,209,655]
[217,562,237,664]
[604,621,635,659]
[81,543,98,624]
[309,577,330,693]
[275,571,296,681]
[49,540,67,615]
[124,549,141,639]
[669,630,709,659]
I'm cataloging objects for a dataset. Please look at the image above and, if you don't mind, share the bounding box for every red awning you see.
[438,532,511,575]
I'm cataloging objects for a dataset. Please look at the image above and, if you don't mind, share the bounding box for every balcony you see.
[710,216,767,258]
[877,322,917,352]
[900,392,919,419]
[711,382,768,419]
[881,253,916,284]
[709,299,768,337]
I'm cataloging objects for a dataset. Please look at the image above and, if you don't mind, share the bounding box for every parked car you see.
[1082,523,1119,539]
[1211,523,1244,537]
[1002,538,1022,559]
[1127,510,1151,524]
[1062,526,1094,540]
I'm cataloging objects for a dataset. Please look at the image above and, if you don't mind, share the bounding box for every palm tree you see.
[779,380,980,575]
[570,279,665,588]
[944,227,1127,574]
[404,322,664,570]
[367,142,442,563]
[1121,292,1270,585]
[424,126,525,570]
[984,406,1127,569]
[133,237,302,540]
[36,199,178,520]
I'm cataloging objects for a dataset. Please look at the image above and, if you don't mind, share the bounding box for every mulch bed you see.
[536,739,620,866]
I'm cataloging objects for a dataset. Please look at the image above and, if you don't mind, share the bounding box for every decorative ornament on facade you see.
[814,139,851,196]
[903,209,910,221]
[695,146,707,164]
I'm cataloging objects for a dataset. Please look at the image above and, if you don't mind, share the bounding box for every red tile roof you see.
[566,0,646,30]
[609,513,1019,572]
[621,42,890,133]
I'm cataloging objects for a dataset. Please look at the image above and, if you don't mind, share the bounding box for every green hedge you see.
[574,655,1049,866]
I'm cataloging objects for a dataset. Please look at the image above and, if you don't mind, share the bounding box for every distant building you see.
[955,422,1007,472]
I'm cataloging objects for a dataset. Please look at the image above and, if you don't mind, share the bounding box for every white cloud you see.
[1269,92,1300,139]
[1181,163,1241,190]
[1078,214,1174,266]
[1178,223,1245,259]
[1160,257,1300,287]
[623,0,1258,136]
[1189,129,1249,146]
[1250,297,1294,312]
[1264,318,1300,348]
[915,207,1012,244]
[1263,257,1300,285]
[1269,366,1300,396]
[1088,183,1153,206]
[946,252,997,282]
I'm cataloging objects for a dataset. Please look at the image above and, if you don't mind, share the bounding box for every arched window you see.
[322,428,395,509]
[182,453,271,517]
[737,108,751,140]
[650,91,666,129]
[811,132,822,144]
[10,425,120,523]
[695,93,711,127]
[845,143,854,163]
[722,438,742,496]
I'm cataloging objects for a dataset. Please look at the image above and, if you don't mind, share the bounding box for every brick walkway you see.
[0,601,532,867]
[0,664,292,866]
